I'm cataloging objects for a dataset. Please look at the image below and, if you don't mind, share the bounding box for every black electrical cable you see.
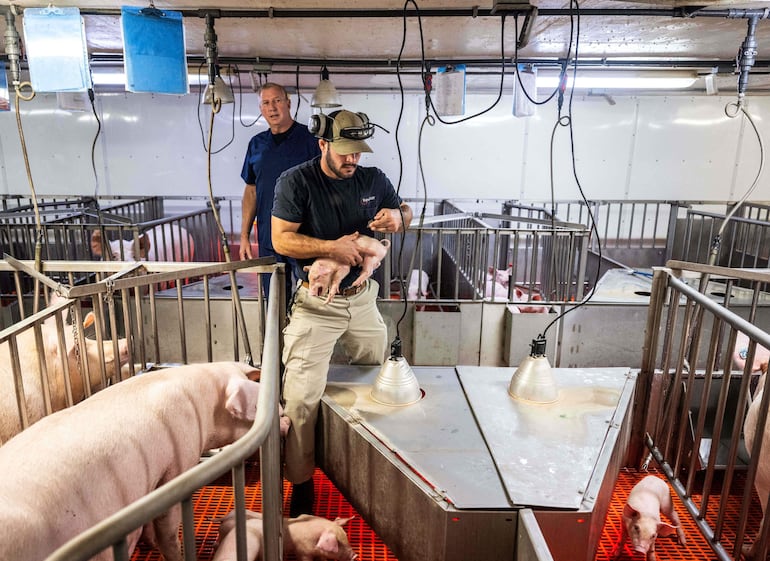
[512,11,574,107]
[538,0,604,341]
[389,0,418,346]
[234,64,260,128]
[419,9,508,124]
[87,87,103,201]
[293,65,302,121]
[195,62,237,153]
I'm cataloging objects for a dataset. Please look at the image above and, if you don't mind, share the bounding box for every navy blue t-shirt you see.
[240,122,319,254]
[272,156,401,288]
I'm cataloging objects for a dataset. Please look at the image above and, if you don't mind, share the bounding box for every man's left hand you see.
[368,208,404,233]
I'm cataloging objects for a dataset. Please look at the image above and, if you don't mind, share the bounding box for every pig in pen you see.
[0,198,221,309]
[0,256,288,561]
[636,261,770,561]
[384,199,591,307]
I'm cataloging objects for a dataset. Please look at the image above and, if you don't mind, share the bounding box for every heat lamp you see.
[371,337,421,406]
[508,335,558,404]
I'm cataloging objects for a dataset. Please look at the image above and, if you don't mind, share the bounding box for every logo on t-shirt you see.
[360,195,376,207]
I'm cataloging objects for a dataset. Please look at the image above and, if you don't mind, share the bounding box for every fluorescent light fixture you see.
[90,71,209,87]
[537,70,698,90]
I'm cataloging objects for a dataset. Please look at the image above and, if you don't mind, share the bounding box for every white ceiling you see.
[4,0,770,93]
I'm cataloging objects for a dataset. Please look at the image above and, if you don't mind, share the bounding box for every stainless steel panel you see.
[320,364,636,561]
[145,273,264,363]
[517,509,555,561]
[412,306,461,366]
[324,365,509,509]
[456,366,632,509]
[318,391,518,561]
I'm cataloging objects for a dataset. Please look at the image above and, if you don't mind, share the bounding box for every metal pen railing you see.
[43,271,285,561]
[639,262,770,561]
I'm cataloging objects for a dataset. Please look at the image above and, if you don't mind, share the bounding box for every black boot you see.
[289,478,315,518]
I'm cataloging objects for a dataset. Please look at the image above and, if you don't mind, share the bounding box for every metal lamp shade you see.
[371,356,422,406]
[311,79,342,108]
[507,354,559,404]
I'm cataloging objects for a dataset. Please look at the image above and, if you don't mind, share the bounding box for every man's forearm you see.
[241,186,257,238]
[273,231,335,259]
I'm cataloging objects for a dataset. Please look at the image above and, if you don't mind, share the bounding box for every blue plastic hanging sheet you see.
[22,7,92,92]
[121,6,189,94]
[0,62,9,111]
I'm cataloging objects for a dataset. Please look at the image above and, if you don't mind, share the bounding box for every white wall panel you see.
[520,95,639,201]
[1,90,770,204]
[419,94,527,200]
[731,98,770,202]
[629,96,747,201]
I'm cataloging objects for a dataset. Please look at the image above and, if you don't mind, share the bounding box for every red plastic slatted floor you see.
[130,462,398,561]
[597,467,762,561]
[130,464,760,561]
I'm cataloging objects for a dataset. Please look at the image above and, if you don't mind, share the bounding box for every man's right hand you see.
[330,232,363,266]
[240,234,253,260]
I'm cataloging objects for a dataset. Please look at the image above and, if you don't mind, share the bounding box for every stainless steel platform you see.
[592,267,770,305]
[319,364,636,561]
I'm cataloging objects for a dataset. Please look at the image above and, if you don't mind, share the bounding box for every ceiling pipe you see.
[86,54,770,73]
[2,6,768,19]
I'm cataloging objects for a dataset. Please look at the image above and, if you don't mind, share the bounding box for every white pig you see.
[0,361,288,561]
[350,236,390,287]
[736,331,770,559]
[214,509,358,561]
[304,235,390,304]
[0,302,130,444]
[407,269,429,300]
[611,475,686,561]
[91,224,195,262]
[305,258,350,304]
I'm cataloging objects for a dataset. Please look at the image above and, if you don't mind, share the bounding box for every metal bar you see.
[44,271,284,561]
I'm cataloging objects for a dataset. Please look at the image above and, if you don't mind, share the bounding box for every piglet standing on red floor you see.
[611,475,686,561]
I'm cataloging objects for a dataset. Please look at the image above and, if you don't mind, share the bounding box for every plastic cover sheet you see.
[435,64,466,116]
[513,65,537,117]
[121,6,189,94]
[22,7,92,92]
[0,62,9,111]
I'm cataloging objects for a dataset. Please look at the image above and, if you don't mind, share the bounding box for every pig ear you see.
[303,265,311,272]
[224,378,260,421]
[83,311,95,329]
[334,516,355,526]
[657,522,678,537]
[137,234,151,258]
[315,530,339,555]
[622,503,640,520]
[90,230,104,256]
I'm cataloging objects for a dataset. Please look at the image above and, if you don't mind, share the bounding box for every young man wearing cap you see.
[272,109,413,517]
[239,83,320,302]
